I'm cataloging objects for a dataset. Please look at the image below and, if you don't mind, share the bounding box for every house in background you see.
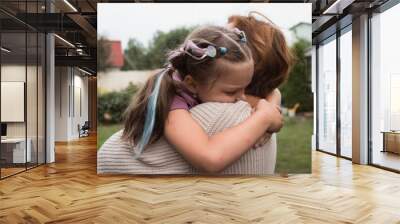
[105,40,124,70]
[284,22,312,46]
[290,22,312,41]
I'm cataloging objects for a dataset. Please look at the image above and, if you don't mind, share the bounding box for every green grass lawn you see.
[276,116,313,174]
[97,123,123,149]
[98,116,313,173]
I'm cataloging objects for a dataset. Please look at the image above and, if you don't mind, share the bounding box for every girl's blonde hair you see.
[121,25,252,157]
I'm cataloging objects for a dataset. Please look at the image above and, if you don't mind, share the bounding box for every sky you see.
[98,3,311,50]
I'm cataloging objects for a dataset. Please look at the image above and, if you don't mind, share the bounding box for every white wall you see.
[98,70,153,93]
[55,67,89,141]
[71,71,89,139]
[55,67,69,141]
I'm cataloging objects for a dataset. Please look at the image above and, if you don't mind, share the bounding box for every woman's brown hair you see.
[228,12,293,98]
[121,25,252,157]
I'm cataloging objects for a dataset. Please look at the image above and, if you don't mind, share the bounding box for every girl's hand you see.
[254,99,283,133]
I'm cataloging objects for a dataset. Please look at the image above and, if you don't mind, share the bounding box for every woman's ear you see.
[182,75,198,94]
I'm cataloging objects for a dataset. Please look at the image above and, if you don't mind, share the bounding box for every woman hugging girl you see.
[121,25,283,173]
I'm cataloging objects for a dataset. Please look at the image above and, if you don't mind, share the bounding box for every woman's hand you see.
[266,89,282,106]
[254,99,283,133]
[251,98,282,149]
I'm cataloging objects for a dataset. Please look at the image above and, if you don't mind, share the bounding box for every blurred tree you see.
[119,26,194,70]
[281,38,313,112]
[122,38,147,70]
[146,27,193,69]
[97,36,112,72]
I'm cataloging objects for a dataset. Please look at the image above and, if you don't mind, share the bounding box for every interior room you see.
[370,3,400,171]
[0,17,46,178]
[313,0,400,172]
[0,0,97,179]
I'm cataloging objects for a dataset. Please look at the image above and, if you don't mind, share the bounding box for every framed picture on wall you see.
[1,81,25,122]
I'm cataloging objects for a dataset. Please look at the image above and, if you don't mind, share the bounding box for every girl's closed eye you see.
[225,90,237,95]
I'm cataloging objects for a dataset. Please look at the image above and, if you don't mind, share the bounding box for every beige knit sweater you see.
[97,101,277,175]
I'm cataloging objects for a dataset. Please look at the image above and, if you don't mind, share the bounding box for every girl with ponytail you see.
[121,25,283,173]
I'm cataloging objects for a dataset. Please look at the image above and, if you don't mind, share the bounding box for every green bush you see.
[98,82,139,124]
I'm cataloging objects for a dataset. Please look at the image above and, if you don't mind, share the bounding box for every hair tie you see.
[172,70,183,82]
[167,48,185,62]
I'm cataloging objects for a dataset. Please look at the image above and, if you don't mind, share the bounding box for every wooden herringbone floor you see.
[1,134,400,224]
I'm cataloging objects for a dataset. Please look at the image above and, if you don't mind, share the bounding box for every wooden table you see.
[381,131,400,154]
[1,138,32,165]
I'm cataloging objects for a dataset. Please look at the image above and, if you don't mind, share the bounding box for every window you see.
[371,3,400,171]
[317,36,337,154]
[339,28,352,158]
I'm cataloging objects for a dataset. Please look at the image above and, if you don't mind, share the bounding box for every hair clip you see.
[206,45,217,58]
[219,47,228,56]
[205,46,230,57]
[232,28,247,43]
[183,40,229,60]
